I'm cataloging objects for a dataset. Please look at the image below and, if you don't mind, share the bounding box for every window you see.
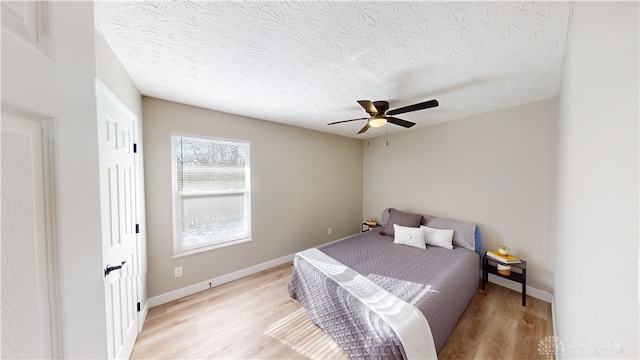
[171,134,251,257]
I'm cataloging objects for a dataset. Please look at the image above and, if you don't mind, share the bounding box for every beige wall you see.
[554,2,639,357]
[363,98,558,292]
[95,31,142,116]
[143,97,363,297]
[94,31,148,309]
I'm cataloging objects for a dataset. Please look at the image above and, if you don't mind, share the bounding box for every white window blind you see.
[172,135,251,256]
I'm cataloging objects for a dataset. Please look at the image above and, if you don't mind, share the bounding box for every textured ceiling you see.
[94,1,571,139]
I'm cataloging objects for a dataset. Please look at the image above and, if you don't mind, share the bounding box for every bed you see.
[288,208,481,359]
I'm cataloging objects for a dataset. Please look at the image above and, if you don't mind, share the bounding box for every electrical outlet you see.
[328,228,332,235]
[174,266,183,278]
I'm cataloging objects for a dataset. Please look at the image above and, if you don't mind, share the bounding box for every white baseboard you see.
[146,236,358,308]
[148,243,554,309]
[148,253,295,308]
[482,271,553,303]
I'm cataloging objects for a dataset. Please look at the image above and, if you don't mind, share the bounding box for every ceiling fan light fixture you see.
[369,115,387,128]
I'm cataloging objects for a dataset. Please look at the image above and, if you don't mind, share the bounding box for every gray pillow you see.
[381,208,422,236]
[423,215,477,251]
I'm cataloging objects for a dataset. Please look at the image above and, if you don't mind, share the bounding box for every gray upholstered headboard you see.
[380,208,482,256]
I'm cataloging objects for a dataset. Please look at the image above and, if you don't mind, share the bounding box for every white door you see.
[96,80,139,360]
[1,2,59,358]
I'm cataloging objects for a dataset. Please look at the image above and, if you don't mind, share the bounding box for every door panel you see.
[1,112,53,359]
[1,1,48,53]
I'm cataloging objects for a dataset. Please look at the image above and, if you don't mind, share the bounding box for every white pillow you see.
[393,224,426,250]
[421,225,454,250]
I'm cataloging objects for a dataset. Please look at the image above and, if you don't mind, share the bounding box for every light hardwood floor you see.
[132,263,554,359]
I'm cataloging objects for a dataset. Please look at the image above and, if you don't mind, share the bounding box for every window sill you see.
[173,237,252,259]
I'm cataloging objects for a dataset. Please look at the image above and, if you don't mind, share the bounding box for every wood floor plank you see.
[131,263,554,359]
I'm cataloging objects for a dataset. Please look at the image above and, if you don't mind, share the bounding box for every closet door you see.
[1,2,58,358]
[96,80,140,360]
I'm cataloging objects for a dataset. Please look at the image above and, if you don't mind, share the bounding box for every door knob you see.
[104,260,127,277]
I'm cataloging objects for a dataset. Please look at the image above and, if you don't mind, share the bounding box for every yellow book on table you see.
[486,250,521,264]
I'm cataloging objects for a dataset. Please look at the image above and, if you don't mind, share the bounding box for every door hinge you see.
[137,302,141,312]
[136,224,140,234]
[133,143,137,153]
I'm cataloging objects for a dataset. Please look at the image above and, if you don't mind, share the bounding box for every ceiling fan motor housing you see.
[371,101,389,114]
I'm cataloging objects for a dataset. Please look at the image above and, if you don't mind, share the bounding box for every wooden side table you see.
[482,252,527,306]
[361,223,381,232]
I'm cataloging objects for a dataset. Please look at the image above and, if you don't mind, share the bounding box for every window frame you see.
[171,133,252,258]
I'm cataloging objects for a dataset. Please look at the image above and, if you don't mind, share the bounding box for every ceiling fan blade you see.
[386,116,416,128]
[357,100,378,115]
[327,117,367,125]
[357,123,371,134]
[386,99,439,116]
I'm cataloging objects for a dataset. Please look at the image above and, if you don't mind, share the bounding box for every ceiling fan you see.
[328,99,439,134]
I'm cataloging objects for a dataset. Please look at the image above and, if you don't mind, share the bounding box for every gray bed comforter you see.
[288,230,479,359]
